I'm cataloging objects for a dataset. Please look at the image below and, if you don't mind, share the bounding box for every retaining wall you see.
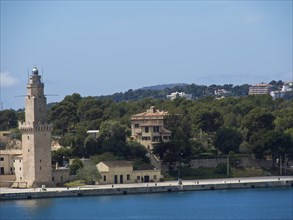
[0,175,15,187]
[1,179,292,201]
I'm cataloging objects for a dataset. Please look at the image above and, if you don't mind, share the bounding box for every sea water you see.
[1,187,292,220]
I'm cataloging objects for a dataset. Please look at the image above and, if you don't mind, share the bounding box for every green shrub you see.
[215,163,229,175]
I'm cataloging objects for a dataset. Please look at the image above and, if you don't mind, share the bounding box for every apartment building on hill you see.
[249,83,271,95]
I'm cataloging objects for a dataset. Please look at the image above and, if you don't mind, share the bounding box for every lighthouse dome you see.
[32,67,39,75]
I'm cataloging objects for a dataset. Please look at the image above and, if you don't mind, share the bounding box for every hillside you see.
[95,83,251,102]
[140,83,189,90]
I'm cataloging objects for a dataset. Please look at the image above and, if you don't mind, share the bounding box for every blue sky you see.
[1,1,292,110]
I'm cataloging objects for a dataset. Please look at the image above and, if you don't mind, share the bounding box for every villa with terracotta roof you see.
[130,106,171,151]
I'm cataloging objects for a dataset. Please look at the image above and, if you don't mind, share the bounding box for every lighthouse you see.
[13,67,54,188]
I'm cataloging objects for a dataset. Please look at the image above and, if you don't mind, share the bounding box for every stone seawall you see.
[1,178,292,201]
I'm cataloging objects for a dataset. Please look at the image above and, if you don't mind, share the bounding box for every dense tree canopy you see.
[0,109,18,130]
[194,109,223,133]
[213,127,243,154]
[242,107,275,140]
[69,158,84,175]
[2,83,292,164]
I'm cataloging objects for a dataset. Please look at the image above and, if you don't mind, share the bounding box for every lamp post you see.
[178,153,183,185]
[284,154,288,175]
[279,155,282,176]
[62,156,66,167]
[227,156,230,177]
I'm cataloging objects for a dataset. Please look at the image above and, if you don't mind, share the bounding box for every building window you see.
[137,176,140,180]
[52,177,55,181]
[145,127,149,133]
[40,159,42,162]
[153,126,160,133]
[104,175,106,182]
[0,157,4,161]
[153,175,157,180]
[127,174,130,181]
[40,167,42,170]
[152,136,161,142]
[135,124,139,128]
[28,149,30,152]
[27,136,29,140]
[20,167,21,171]
[20,177,22,180]
[142,136,151,141]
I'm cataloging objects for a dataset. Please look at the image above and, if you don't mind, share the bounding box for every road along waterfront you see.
[0,176,292,201]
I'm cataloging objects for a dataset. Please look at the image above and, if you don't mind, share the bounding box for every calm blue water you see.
[1,188,292,220]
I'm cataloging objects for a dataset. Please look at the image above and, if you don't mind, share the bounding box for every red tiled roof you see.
[131,106,168,119]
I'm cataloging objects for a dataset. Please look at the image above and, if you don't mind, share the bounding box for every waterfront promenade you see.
[1,176,292,200]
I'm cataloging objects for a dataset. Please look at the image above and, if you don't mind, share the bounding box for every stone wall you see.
[52,169,70,186]
[0,175,16,187]
[190,157,274,169]
[239,158,273,169]
[190,158,226,168]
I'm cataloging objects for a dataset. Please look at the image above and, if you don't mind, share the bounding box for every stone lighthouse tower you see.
[16,67,54,188]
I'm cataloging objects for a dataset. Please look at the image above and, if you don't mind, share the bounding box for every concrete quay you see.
[1,176,292,201]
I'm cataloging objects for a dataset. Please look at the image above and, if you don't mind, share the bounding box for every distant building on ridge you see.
[214,89,231,97]
[249,83,271,95]
[270,81,293,99]
[167,91,192,100]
